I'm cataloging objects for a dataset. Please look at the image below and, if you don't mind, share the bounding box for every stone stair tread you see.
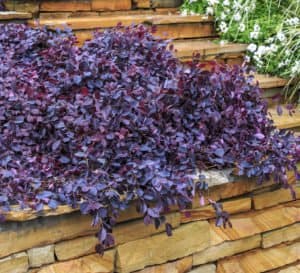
[269,106,300,130]
[29,14,213,30]
[254,74,288,89]
[172,40,247,58]
[0,11,32,20]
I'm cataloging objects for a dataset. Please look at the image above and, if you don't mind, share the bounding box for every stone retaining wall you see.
[1,171,299,273]
[3,0,181,17]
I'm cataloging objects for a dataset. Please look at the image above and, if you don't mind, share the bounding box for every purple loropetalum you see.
[0,23,299,253]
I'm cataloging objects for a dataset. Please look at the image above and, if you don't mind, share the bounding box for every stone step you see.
[172,41,288,93]
[0,11,32,20]
[269,106,300,130]
[29,14,216,40]
[39,7,179,20]
[173,39,247,64]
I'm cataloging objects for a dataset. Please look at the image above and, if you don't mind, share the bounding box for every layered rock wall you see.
[1,172,299,273]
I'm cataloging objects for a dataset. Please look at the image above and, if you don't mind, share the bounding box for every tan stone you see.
[116,221,211,273]
[28,245,55,267]
[269,106,300,130]
[262,223,300,248]
[209,201,300,245]
[114,212,180,245]
[0,212,97,258]
[151,0,182,8]
[154,23,215,40]
[29,14,212,30]
[55,213,180,261]
[217,242,300,273]
[277,264,300,273]
[0,252,28,273]
[1,205,76,222]
[55,236,98,261]
[253,187,300,210]
[190,264,216,273]
[91,0,132,11]
[134,0,151,8]
[192,170,297,209]
[0,11,32,20]
[36,250,115,273]
[135,256,192,273]
[181,198,251,223]
[5,0,39,13]
[40,0,91,11]
[193,235,261,266]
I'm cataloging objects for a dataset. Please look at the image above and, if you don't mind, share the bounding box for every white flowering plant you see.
[181,0,300,102]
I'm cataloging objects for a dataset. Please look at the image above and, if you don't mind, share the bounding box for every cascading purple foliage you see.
[0,23,299,253]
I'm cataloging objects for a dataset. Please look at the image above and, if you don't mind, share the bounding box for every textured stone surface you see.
[55,235,98,261]
[2,205,76,222]
[190,264,216,273]
[217,242,300,273]
[114,212,180,245]
[135,256,192,273]
[193,235,261,266]
[0,252,28,273]
[116,221,211,273]
[181,198,251,223]
[0,11,32,20]
[277,264,300,273]
[36,250,115,273]
[253,187,300,210]
[262,223,300,248]
[91,0,131,11]
[0,212,97,258]
[134,0,151,8]
[5,0,39,13]
[28,245,55,267]
[209,202,300,245]
[55,213,180,261]
[40,0,91,11]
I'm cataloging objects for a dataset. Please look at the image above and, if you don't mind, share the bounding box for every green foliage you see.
[181,0,300,102]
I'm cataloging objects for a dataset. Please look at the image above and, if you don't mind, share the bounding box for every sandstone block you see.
[55,213,180,261]
[91,0,131,11]
[151,0,183,8]
[40,0,91,11]
[193,235,261,266]
[277,264,300,273]
[28,245,55,267]
[262,223,300,248]
[114,212,180,245]
[217,241,300,273]
[0,212,97,258]
[5,0,39,13]
[253,187,300,210]
[55,236,98,261]
[134,0,151,8]
[209,202,300,245]
[0,11,32,20]
[0,252,28,273]
[36,250,115,273]
[116,221,211,273]
[135,256,192,273]
[190,264,216,273]
[181,198,251,223]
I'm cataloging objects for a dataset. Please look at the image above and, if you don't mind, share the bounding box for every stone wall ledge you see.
[0,11,32,20]
[0,184,299,273]
[2,168,297,223]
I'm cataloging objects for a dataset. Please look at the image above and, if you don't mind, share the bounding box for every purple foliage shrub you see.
[0,23,299,253]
